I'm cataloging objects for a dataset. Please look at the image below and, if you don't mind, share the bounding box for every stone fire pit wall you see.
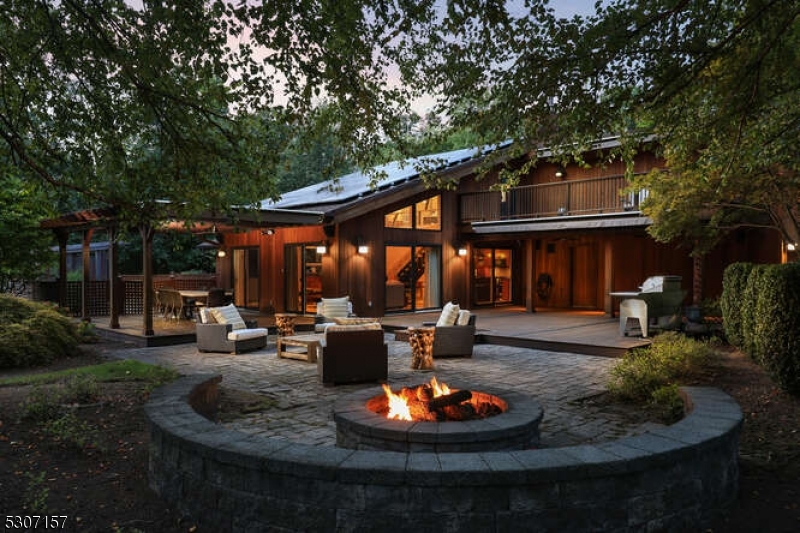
[145,375,742,532]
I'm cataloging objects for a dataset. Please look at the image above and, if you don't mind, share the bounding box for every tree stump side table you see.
[408,326,435,370]
[274,313,297,337]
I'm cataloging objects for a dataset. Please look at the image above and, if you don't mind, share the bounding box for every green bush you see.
[608,332,715,414]
[752,263,800,394]
[739,264,768,362]
[0,294,81,369]
[721,262,753,348]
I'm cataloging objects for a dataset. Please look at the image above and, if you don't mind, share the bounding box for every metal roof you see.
[263,143,511,211]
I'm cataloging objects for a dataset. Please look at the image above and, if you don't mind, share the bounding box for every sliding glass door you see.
[232,247,259,309]
[472,247,513,306]
[285,244,324,314]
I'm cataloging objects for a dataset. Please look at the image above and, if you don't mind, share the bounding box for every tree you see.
[393,0,800,251]
[0,170,57,294]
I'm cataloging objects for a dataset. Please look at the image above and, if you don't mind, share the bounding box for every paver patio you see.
[102,333,660,448]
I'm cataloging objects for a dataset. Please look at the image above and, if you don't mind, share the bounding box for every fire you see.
[382,377,453,421]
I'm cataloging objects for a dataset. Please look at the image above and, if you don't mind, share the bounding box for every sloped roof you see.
[263,143,511,212]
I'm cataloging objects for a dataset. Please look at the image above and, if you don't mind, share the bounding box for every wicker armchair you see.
[424,313,477,358]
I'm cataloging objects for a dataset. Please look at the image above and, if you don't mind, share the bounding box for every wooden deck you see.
[90,306,649,356]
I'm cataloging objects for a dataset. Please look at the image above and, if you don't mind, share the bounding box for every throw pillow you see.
[320,297,350,318]
[209,304,246,330]
[456,309,472,326]
[436,301,460,327]
[199,307,215,324]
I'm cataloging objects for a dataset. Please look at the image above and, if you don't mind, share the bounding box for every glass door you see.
[385,245,441,312]
[232,247,259,309]
[285,244,324,314]
[472,247,513,306]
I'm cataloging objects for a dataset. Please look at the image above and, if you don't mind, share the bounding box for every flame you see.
[382,377,453,421]
[382,384,412,421]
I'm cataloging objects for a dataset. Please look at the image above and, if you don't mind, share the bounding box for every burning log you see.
[428,389,472,410]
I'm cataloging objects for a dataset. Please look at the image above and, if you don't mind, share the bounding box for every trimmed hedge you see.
[739,265,769,363]
[753,263,800,393]
[0,294,81,369]
[720,262,753,347]
[721,262,800,394]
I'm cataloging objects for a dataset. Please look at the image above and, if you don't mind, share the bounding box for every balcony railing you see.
[459,175,648,223]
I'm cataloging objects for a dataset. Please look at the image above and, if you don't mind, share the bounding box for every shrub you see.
[608,332,715,412]
[739,264,768,362]
[721,262,753,348]
[0,294,81,369]
[650,384,685,424]
[752,263,800,394]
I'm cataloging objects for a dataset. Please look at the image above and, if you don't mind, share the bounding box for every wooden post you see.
[82,228,94,322]
[140,224,155,336]
[108,225,120,329]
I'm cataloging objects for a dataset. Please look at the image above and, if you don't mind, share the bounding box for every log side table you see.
[274,313,297,337]
[408,326,435,370]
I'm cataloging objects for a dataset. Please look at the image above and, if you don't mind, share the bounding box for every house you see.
[216,137,783,317]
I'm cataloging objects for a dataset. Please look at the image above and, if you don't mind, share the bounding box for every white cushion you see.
[199,307,214,324]
[319,297,350,318]
[456,309,472,326]
[227,327,269,341]
[324,322,382,341]
[436,302,460,327]
[209,304,246,330]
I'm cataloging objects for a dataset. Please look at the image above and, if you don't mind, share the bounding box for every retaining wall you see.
[145,375,742,532]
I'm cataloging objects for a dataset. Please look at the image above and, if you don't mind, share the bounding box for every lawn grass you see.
[0,359,179,387]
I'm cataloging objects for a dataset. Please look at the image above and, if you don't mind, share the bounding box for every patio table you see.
[277,333,323,363]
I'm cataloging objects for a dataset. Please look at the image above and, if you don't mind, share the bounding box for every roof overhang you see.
[471,212,652,234]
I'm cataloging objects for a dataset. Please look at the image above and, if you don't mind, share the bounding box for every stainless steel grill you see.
[613,275,686,337]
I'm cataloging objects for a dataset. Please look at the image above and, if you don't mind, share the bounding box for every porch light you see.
[261,228,275,236]
[555,167,566,179]
[356,237,369,255]
[455,242,468,257]
[316,244,328,254]
[217,248,227,258]
[788,243,797,252]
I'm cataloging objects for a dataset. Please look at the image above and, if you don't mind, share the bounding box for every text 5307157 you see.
[5,516,68,529]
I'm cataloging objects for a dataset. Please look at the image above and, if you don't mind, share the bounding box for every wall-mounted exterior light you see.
[316,244,328,254]
[456,242,468,257]
[555,167,566,179]
[217,248,227,258]
[356,236,369,255]
[788,242,797,252]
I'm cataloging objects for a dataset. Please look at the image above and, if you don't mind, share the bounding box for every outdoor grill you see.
[614,275,686,337]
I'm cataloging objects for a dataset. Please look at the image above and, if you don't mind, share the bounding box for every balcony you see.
[459,175,648,223]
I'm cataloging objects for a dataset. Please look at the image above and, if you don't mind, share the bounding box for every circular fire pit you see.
[333,382,543,452]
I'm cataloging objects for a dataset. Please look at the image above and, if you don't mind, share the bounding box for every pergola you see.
[40,207,324,336]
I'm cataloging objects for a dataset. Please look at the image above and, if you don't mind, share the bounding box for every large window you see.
[385,195,441,230]
[385,245,441,312]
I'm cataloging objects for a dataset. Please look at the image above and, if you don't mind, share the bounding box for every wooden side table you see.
[277,334,323,363]
[274,313,297,337]
[408,326,435,370]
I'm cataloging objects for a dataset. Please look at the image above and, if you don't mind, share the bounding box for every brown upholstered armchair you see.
[317,323,387,385]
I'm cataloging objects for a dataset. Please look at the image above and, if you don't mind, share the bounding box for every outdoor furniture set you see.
[195,295,476,386]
